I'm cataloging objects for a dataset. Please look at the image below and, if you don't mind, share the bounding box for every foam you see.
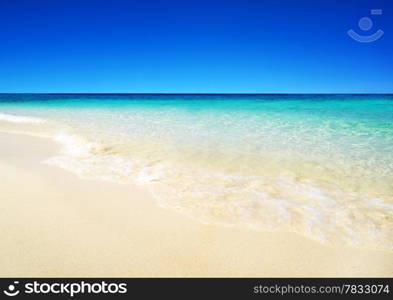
[42,131,393,250]
[0,113,46,124]
[53,133,93,157]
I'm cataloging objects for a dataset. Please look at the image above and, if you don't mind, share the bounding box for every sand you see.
[0,132,392,277]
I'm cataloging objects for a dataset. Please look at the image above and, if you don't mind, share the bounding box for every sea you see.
[1,94,392,249]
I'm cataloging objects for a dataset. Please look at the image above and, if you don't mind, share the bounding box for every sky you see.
[0,0,392,93]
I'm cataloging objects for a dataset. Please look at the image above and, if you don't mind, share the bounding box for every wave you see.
[1,111,392,250]
[43,132,393,251]
[0,113,46,124]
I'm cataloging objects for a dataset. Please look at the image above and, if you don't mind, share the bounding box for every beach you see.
[2,0,392,284]
[1,131,393,277]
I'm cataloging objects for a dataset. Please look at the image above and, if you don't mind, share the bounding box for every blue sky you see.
[0,0,392,93]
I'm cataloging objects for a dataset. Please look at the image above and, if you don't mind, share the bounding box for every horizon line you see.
[1,93,393,95]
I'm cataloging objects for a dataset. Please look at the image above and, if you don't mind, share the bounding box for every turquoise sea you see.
[1,94,392,249]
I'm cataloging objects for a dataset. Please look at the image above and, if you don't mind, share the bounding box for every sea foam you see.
[42,130,393,250]
[0,113,46,124]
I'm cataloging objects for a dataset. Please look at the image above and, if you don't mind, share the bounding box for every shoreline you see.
[0,131,392,277]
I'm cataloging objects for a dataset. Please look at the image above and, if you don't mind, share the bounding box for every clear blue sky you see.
[0,0,392,93]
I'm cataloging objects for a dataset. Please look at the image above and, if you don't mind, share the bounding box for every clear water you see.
[1,94,393,249]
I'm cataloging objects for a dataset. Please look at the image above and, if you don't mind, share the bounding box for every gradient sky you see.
[0,0,392,93]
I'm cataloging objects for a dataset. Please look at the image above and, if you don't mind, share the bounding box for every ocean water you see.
[1,94,392,249]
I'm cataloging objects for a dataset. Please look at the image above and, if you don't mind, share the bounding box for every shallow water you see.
[1,94,392,249]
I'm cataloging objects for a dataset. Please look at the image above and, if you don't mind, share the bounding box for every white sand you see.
[0,132,392,277]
